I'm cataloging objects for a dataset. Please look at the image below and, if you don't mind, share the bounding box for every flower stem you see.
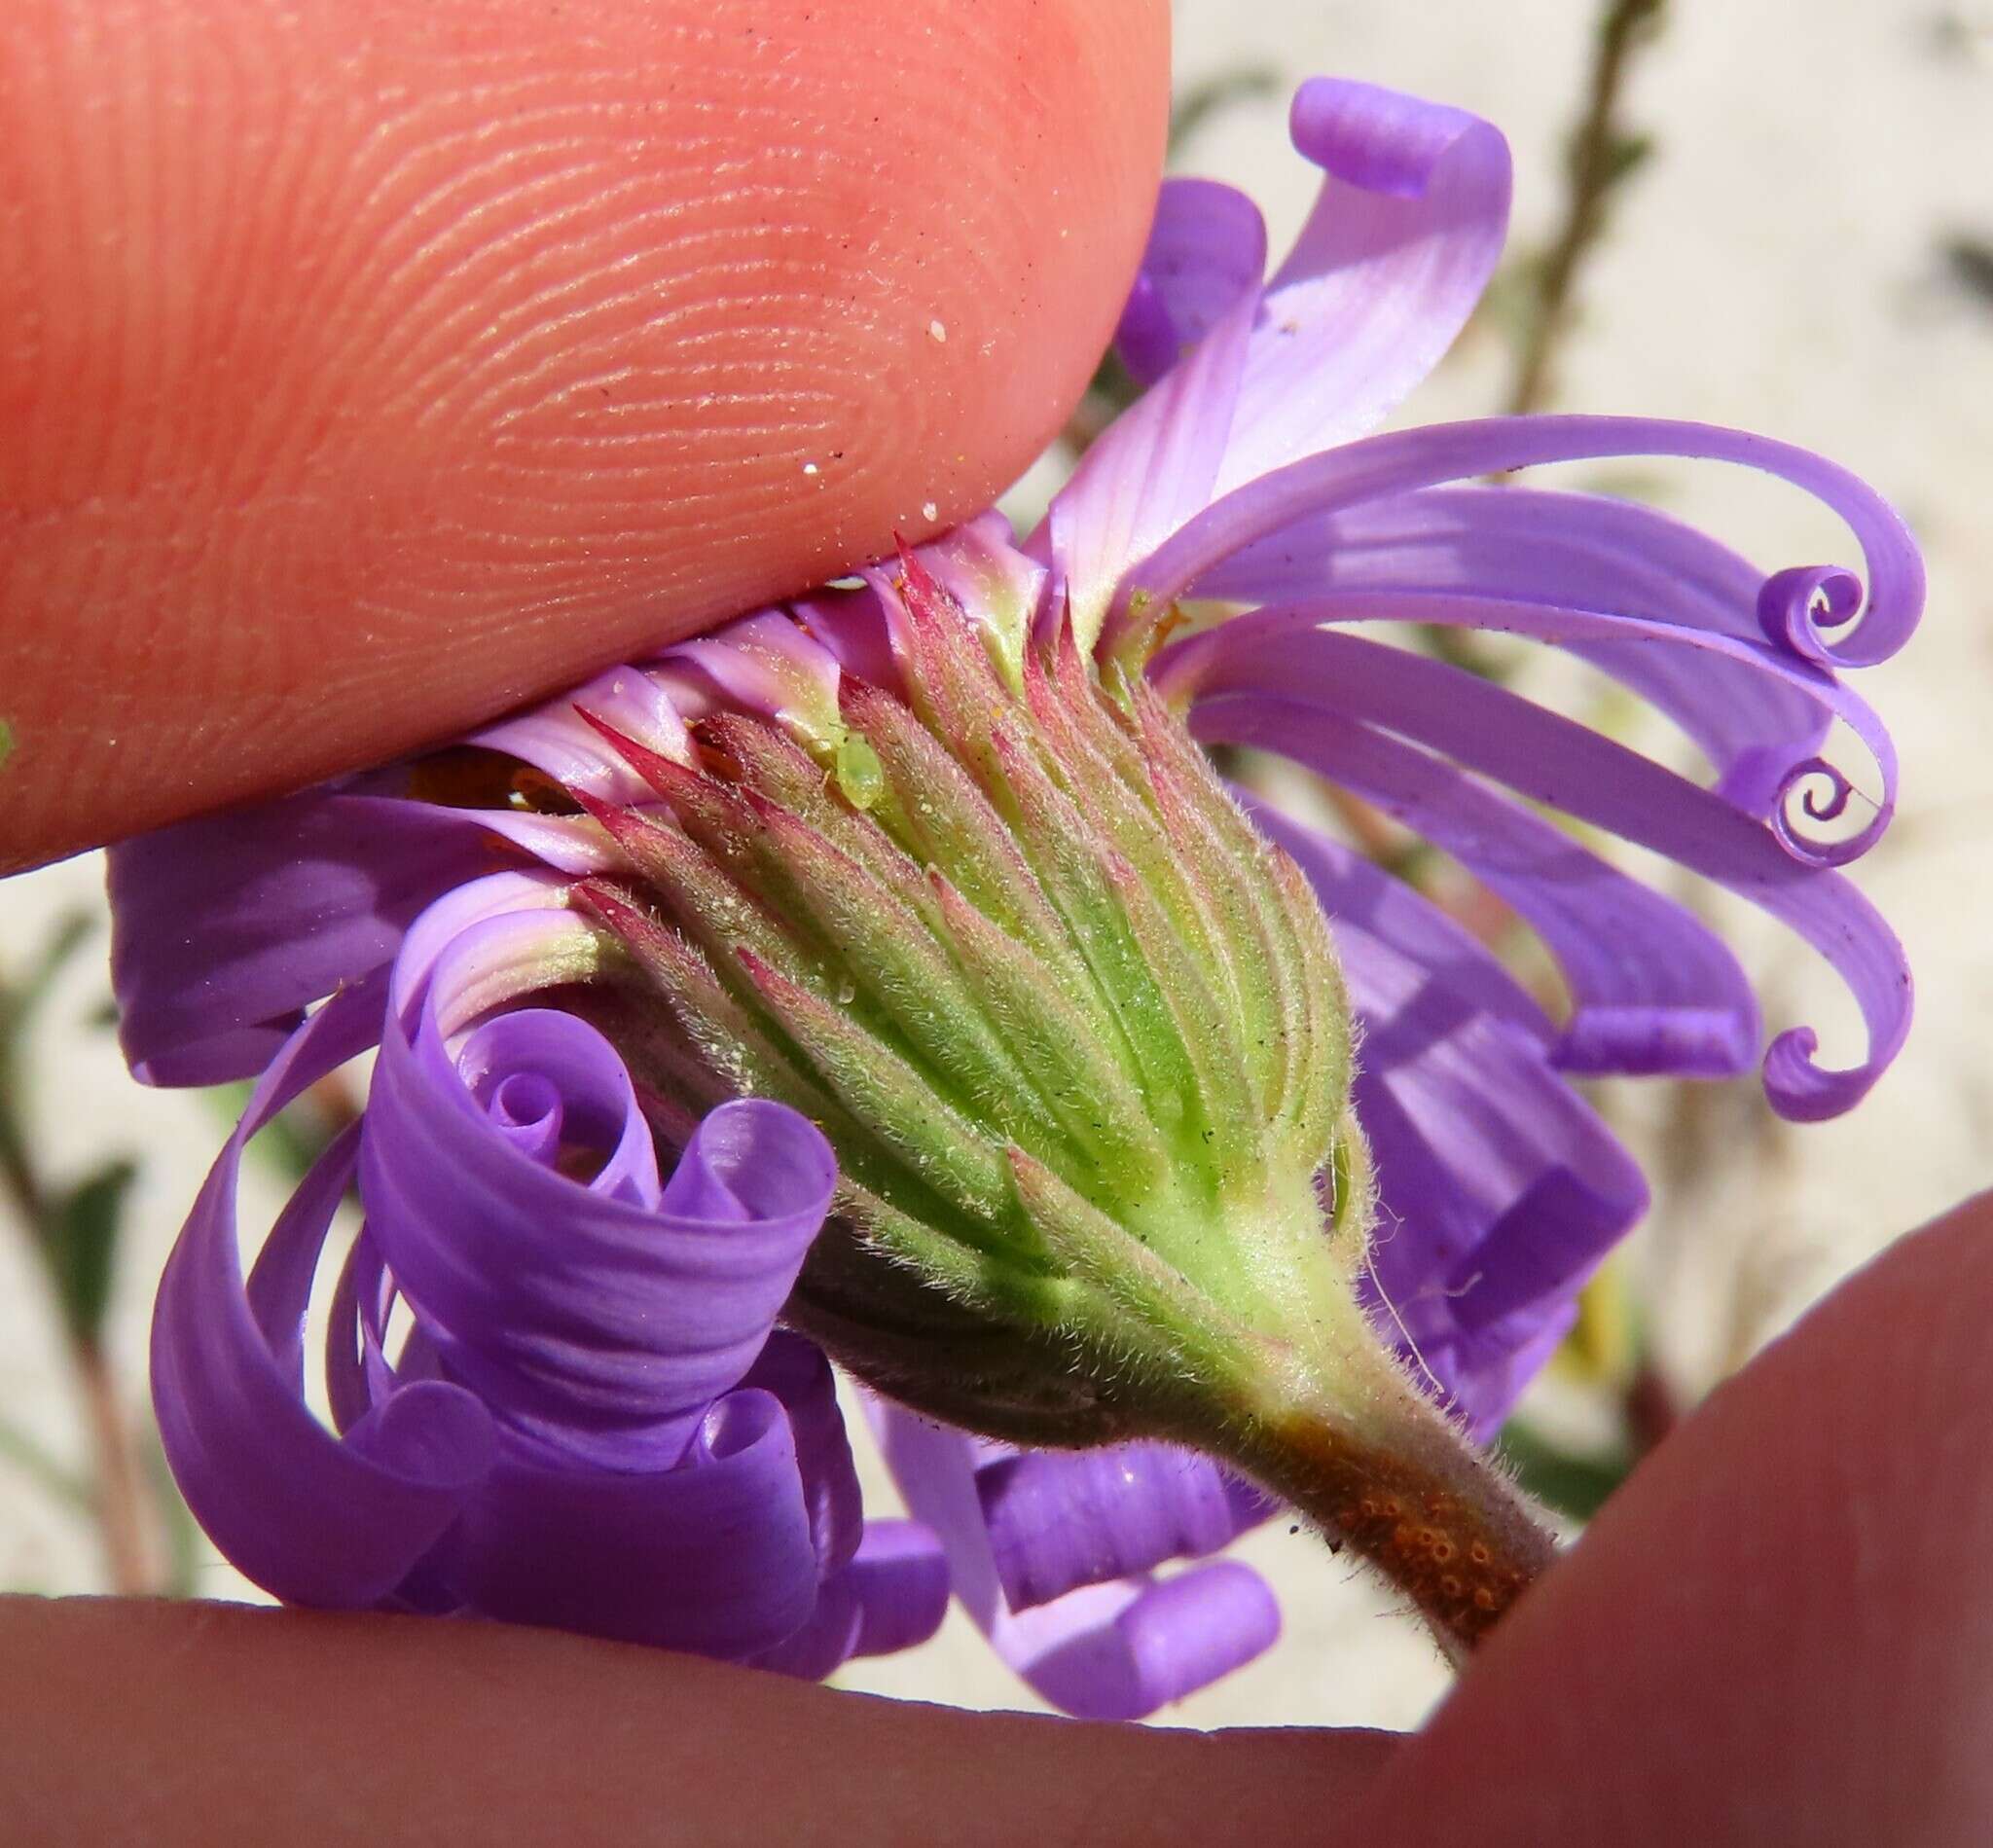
[1203,1292,1558,1662]
[1232,1391,1555,1662]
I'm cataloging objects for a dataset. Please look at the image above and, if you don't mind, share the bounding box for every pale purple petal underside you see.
[1214,78,1511,493]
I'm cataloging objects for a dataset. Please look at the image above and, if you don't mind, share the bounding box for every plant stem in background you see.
[1506,0,1670,416]
[0,914,159,1594]
[72,1339,153,1593]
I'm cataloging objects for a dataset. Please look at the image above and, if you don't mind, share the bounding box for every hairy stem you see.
[1230,1387,1556,1662]
[1190,1282,1558,1662]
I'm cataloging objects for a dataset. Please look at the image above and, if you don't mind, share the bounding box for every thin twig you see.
[1507,0,1669,416]
[0,922,160,1594]
[73,1339,155,1593]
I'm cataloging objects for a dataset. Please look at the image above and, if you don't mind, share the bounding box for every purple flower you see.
[109,79,1917,1717]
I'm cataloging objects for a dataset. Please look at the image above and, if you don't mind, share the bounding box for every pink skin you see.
[0,0,1164,869]
[2,4,1986,1839]
[5,1195,1991,1844]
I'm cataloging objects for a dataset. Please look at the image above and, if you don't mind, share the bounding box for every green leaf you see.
[0,908,97,1044]
[45,1158,137,1345]
[1497,1419,1634,1523]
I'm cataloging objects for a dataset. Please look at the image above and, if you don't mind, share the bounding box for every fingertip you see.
[1353,1193,1993,1845]
[0,0,1169,867]
[0,1595,1393,1846]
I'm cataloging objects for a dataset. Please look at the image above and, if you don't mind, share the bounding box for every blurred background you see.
[3,0,1990,1730]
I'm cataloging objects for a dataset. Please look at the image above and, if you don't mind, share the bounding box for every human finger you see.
[0,1594,1395,1845]
[1350,1190,1993,1845]
[0,0,1168,869]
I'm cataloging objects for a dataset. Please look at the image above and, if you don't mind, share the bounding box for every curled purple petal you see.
[1181,624,1765,1079]
[1069,80,1508,644]
[1192,486,1881,846]
[750,1518,952,1681]
[975,1443,1272,1612]
[151,985,497,1609]
[438,1387,820,1657]
[742,1330,864,1579]
[1214,79,1512,491]
[1757,562,1878,669]
[156,870,865,1668]
[844,1519,954,1658]
[1173,622,1910,1119]
[1133,416,1924,675]
[107,791,522,1085]
[1019,1561,1281,1722]
[362,903,835,1468]
[875,1407,1279,1720]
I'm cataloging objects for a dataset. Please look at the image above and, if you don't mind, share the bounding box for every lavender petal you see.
[1113,178,1268,387]
[845,1519,954,1658]
[742,1330,865,1580]
[361,901,836,1468]
[1179,626,1910,1119]
[439,1386,820,1657]
[1070,79,1508,643]
[1046,214,1266,654]
[663,612,847,754]
[876,1408,1279,1720]
[1214,79,1511,493]
[1199,680,1762,1079]
[151,984,497,1609]
[472,662,692,803]
[751,1519,952,1680]
[1190,490,1894,860]
[975,1443,1274,1612]
[1198,486,1822,780]
[1133,415,1924,671]
[107,791,513,1085]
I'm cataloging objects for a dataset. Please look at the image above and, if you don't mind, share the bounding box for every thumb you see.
[0,0,1168,869]
[1352,1188,1993,1845]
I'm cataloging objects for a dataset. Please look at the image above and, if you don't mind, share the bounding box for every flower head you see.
[109,78,1918,1716]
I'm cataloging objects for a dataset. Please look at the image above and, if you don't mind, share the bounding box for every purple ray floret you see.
[109,75,1918,1715]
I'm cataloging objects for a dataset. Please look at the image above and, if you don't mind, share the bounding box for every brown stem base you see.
[1241,1402,1555,1660]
